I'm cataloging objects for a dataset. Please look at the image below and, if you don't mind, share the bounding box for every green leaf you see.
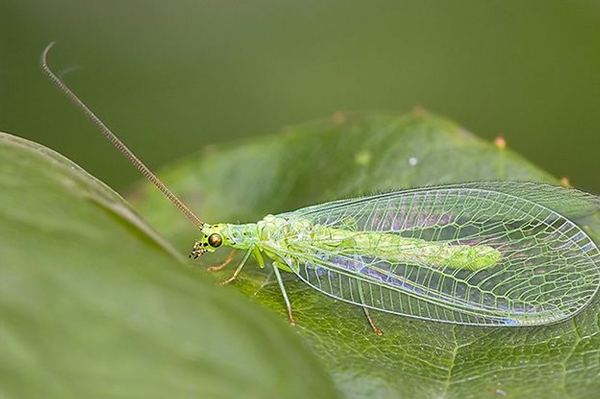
[0,133,338,399]
[133,112,600,399]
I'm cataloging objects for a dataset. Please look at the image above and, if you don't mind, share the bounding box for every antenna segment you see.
[41,42,204,229]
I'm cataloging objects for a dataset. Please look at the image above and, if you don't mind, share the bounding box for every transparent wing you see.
[272,183,600,326]
[453,182,600,219]
[279,182,600,221]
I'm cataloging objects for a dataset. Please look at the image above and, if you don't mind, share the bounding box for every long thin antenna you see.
[41,42,205,229]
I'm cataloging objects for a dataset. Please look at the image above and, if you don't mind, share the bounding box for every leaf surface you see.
[134,113,600,399]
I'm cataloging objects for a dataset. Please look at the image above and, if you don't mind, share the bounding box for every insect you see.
[41,43,600,333]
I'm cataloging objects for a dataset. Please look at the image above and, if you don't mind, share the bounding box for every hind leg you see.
[358,284,383,336]
[362,307,383,336]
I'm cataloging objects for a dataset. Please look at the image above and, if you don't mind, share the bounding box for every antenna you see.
[41,42,205,229]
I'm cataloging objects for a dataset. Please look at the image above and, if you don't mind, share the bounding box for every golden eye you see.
[208,233,223,248]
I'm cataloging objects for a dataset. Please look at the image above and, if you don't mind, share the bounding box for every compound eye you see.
[207,233,223,248]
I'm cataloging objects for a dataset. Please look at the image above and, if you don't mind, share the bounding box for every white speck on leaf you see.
[355,151,372,166]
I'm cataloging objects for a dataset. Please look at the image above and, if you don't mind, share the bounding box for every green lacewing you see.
[42,43,600,330]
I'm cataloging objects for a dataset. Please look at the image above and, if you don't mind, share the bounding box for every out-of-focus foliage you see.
[0,133,339,399]
[2,1,599,193]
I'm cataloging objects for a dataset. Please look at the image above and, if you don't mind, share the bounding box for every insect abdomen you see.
[312,228,501,271]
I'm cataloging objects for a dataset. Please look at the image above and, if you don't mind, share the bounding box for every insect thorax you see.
[226,214,290,248]
[220,223,257,249]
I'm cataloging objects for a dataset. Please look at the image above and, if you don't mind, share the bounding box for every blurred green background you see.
[1,0,599,193]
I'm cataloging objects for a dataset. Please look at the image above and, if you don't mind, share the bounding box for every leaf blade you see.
[134,112,600,399]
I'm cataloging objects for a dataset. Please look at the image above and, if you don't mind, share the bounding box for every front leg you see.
[220,248,253,285]
[219,246,267,285]
[207,249,237,272]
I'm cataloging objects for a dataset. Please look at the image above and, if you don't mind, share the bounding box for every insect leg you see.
[208,249,237,272]
[220,249,252,285]
[271,262,296,326]
[361,307,383,336]
[357,283,383,336]
[253,268,274,296]
[252,247,265,268]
